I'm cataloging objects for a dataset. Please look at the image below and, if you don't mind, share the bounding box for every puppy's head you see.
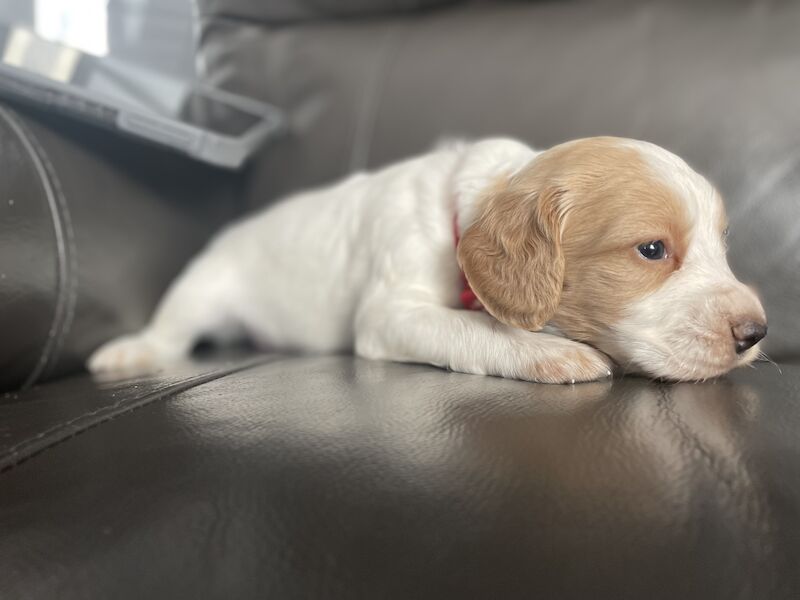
[457,137,766,381]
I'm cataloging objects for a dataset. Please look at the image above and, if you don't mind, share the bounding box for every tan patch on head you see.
[458,137,692,339]
[548,139,691,340]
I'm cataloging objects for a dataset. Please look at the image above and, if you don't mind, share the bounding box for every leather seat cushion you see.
[1,355,799,598]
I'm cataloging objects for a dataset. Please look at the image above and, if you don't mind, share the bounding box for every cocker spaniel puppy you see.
[89,137,767,383]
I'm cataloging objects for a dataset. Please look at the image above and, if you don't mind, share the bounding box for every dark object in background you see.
[0,23,283,168]
[197,0,461,23]
[1,1,800,598]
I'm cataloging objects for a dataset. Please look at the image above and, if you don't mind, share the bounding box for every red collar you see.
[453,214,484,311]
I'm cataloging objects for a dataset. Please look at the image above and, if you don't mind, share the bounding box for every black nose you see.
[732,320,767,354]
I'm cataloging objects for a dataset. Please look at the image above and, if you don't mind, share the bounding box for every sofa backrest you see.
[196,0,462,24]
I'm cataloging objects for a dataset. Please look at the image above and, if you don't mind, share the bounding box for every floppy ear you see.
[457,174,566,331]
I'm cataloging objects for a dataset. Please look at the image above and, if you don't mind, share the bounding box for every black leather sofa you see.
[2,1,800,597]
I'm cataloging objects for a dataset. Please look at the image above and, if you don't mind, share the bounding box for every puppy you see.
[88,137,767,383]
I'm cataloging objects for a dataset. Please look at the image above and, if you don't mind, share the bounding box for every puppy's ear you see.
[457,174,565,330]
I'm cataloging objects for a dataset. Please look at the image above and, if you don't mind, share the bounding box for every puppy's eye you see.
[723,227,729,237]
[637,240,667,260]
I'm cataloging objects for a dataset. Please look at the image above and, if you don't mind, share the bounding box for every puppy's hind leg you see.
[88,251,243,375]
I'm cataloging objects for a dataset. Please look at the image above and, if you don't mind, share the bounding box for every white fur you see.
[88,138,762,383]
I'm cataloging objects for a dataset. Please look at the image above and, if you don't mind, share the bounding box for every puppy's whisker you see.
[757,350,782,375]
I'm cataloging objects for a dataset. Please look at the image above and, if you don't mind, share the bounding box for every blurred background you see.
[0,0,798,388]
[0,0,197,77]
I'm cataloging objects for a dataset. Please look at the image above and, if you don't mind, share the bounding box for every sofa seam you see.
[0,356,275,473]
[0,107,78,390]
[655,385,774,535]
[23,118,79,382]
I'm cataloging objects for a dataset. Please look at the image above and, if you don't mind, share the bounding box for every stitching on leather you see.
[22,121,79,381]
[0,357,273,473]
[0,107,77,389]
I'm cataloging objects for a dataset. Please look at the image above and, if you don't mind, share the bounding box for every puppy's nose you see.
[731,320,767,354]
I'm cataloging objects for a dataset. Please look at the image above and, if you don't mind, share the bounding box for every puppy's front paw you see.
[87,334,175,376]
[528,342,614,384]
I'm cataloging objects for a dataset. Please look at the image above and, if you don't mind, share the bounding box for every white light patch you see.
[34,0,108,56]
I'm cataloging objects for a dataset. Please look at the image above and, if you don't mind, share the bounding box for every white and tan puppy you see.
[88,137,767,383]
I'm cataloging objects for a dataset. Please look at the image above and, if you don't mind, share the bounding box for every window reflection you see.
[34,0,108,56]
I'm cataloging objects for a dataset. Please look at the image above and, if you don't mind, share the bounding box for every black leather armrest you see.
[0,103,245,391]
